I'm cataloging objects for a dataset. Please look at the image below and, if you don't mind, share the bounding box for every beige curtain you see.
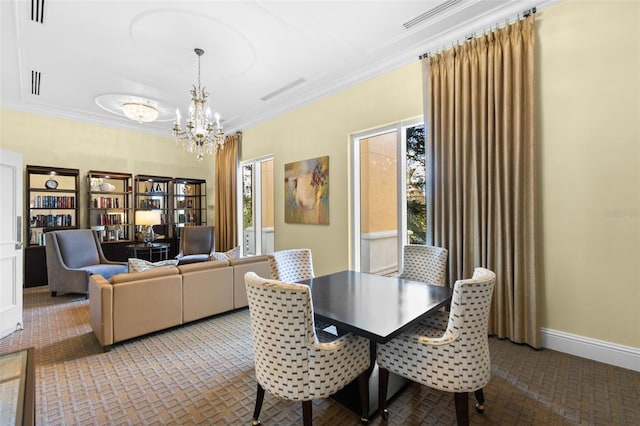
[214,133,240,252]
[424,16,539,348]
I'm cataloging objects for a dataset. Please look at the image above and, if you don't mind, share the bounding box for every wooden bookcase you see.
[134,174,171,241]
[171,178,207,239]
[87,170,133,243]
[24,165,79,287]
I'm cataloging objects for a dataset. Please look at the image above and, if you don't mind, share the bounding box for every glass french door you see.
[351,120,425,274]
[241,157,274,255]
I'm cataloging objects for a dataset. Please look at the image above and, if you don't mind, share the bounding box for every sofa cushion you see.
[81,263,128,281]
[128,258,179,272]
[110,266,179,284]
[178,260,229,274]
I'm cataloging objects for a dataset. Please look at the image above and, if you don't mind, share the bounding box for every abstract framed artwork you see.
[284,156,329,224]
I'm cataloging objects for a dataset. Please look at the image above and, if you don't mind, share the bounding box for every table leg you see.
[331,341,409,418]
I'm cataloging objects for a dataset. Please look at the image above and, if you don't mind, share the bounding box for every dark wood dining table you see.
[297,270,453,418]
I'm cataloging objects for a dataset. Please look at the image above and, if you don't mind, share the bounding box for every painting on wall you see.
[284,156,329,224]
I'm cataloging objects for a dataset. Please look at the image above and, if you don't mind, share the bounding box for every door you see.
[0,149,23,339]
[351,120,425,274]
[241,157,274,255]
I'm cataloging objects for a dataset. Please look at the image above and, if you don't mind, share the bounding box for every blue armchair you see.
[45,229,128,296]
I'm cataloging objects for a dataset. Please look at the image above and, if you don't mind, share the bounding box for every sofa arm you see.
[228,255,271,308]
[89,274,114,349]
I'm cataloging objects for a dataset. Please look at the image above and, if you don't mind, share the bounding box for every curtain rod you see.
[418,7,537,60]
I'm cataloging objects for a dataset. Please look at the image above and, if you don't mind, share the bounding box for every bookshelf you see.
[87,170,133,243]
[171,178,207,238]
[134,175,171,241]
[25,165,80,247]
[24,165,79,287]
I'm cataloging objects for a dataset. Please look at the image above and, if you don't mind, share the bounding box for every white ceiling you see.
[1,0,548,136]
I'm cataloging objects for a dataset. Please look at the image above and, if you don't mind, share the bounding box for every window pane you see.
[242,164,254,255]
[260,159,274,253]
[406,125,426,244]
[359,130,398,274]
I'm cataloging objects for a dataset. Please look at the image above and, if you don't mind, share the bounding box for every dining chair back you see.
[244,271,370,425]
[377,267,496,426]
[268,248,314,282]
[397,244,448,286]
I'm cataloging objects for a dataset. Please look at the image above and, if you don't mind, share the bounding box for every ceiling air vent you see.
[261,78,307,102]
[403,0,461,29]
[31,71,41,95]
[31,0,45,23]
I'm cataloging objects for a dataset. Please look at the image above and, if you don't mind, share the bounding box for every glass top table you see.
[0,348,35,426]
[126,242,171,261]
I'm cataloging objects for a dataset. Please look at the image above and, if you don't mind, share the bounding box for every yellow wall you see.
[242,63,423,278]
[0,110,214,226]
[242,0,640,348]
[537,0,639,347]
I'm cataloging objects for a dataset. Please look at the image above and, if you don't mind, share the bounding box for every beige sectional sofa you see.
[89,255,270,350]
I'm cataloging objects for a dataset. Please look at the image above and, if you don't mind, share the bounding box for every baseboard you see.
[541,328,640,372]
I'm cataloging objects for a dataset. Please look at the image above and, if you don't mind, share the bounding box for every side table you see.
[126,242,171,262]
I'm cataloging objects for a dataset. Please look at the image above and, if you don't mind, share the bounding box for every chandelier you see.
[172,48,225,161]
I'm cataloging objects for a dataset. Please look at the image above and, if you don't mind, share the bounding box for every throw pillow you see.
[210,252,229,261]
[225,246,241,259]
[210,246,241,261]
[128,258,179,273]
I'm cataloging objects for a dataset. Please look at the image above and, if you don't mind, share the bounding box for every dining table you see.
[297,270,453,419]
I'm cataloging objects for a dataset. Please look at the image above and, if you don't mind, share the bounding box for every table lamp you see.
[135,210,161,246]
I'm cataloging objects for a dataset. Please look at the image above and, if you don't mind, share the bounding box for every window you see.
[240,157,274,255]
[351,120,425,273]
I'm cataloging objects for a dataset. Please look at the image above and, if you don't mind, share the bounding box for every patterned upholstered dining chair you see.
[377,267,496,426]
[244,272,371,426]
[268,248,315,282]
[397,244,448,286]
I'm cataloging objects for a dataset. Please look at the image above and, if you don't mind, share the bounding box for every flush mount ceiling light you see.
[122,103,159,123]
[172,48,225,161]
[95,94,174,124]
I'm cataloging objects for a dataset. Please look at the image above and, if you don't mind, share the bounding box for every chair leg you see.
[378,367,390,420]
[252,383,265,426]
[357,369,370,424]
[474,388,485,413]
[302,400,312,426]
[453,392,469,426]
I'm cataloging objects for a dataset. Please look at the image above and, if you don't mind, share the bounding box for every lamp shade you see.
[135,210,161,226]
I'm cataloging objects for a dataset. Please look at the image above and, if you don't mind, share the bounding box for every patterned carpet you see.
[1,286,638,425]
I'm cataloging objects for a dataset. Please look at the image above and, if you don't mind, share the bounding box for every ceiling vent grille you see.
[31,0,45,24]
[31,71,41,95]
[261,78,307,102]
[403,0,461,29]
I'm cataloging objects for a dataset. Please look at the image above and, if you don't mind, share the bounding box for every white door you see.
[0,149,23,339]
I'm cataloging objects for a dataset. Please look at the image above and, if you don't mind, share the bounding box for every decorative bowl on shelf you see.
[99,183,116,192]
